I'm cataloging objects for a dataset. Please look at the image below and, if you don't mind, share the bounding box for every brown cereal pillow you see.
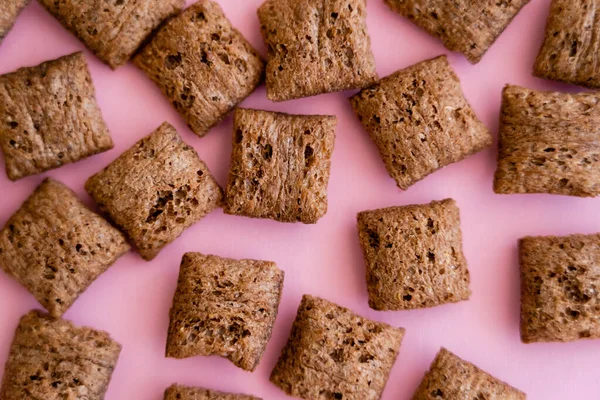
[164,384,261,400]
[0,52,113,181]
[357,199,470,310]
[413,348,526,399]
[166,253,284,371]
[494,85,600,197]
[534,0,600,88]
[0,310,121,400]
[85,122,223,261]
[520,233,600,343]
[350,56,491,190]
[257,0,377,101]
[225,108,336,224]
[0,0,30,45]
[38,0,183,68]
[134,0,264,137]
[385,0,531,63]
[270,295,404,400]
[0,178,130,317]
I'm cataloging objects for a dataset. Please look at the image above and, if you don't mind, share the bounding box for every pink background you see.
[1,0,599,398]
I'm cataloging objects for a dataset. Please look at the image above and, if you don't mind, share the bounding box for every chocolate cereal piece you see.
[534,0,600,88]
[38,0,183,68]
[494,85,600,197]
[385,0,530,63]
[0,178,129,317]
[413,348,526,399]
[134,1,264,137]
[270,295,404,400]
[165,384,261,400]
[225,108,336,224]
[86,123,223,261]
[166,253,284,371]
[520,233,600,343]
[358,199,470,310]
[350,56,491,190]
[258,0,377,101]
[0,52,113,181]
[0,0,30,45]
[0,310,121,400]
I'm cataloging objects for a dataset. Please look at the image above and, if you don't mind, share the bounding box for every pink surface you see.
[1,0,599,399]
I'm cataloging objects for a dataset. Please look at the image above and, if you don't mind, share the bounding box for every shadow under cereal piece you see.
[134,0,264,137]
[0,178,130,317]
[85,122,223,261]
[164,384,261,400]
[225,108,336,224]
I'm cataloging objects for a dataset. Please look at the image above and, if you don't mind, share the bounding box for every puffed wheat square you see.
[258,0,377,101]
[350,56,491,190]
[520,233,600,343]
[166,253,284,371]
[164,384,261,400]
[534,0,600,88]
[385,0,530,63]
[38,0,183,68]
[85,122,223,261]
[134,1,264,137]
[0,52,113,181]
[0,0,30,45]
[270,295,404,400]
[413,348,526,399]
[358,199,470,310]
[494,85,600,197]
[0,310,121,400]
[225,108,336,224]
[0,178,130,317]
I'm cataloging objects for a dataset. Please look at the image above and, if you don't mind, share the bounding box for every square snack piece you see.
[165,384,261,400]
[86,122,223,261]
[350,56,491,190]
[413,348,526,399]
[534,0,600,88]
[258,0,377,101]
[385,0,530,63]
[38,0,183,68]
[358,199,470,310]
[520,233,600,343]
[0,310,121,400]
[494,85,600,197]
[225,108,336,224]
[0,52,113,181]
[270,295,404,400]
[0,178,130,317]
[166,253,284,371]
[0,0,30,45]
[134,1,264,137]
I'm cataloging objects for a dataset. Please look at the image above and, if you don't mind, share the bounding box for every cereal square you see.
[258,0,377,101]
[413,348,526,399]
[165,384,261,400]
[494,85,600,197]
[0,0,30,45]
[534,0,600,88]
[520,233,600,343]
[166,253,284,371]
[385,0,530,63]
[134,1,264,137]
[85,122,223,261]
[0,178,130,317]
[357,199,470,310]
[38,0,183,68]
[270,295,404,400]
[0,310,121,400]
[350,56,491,190]
[0,52,113,181]
[225,108,336,224]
